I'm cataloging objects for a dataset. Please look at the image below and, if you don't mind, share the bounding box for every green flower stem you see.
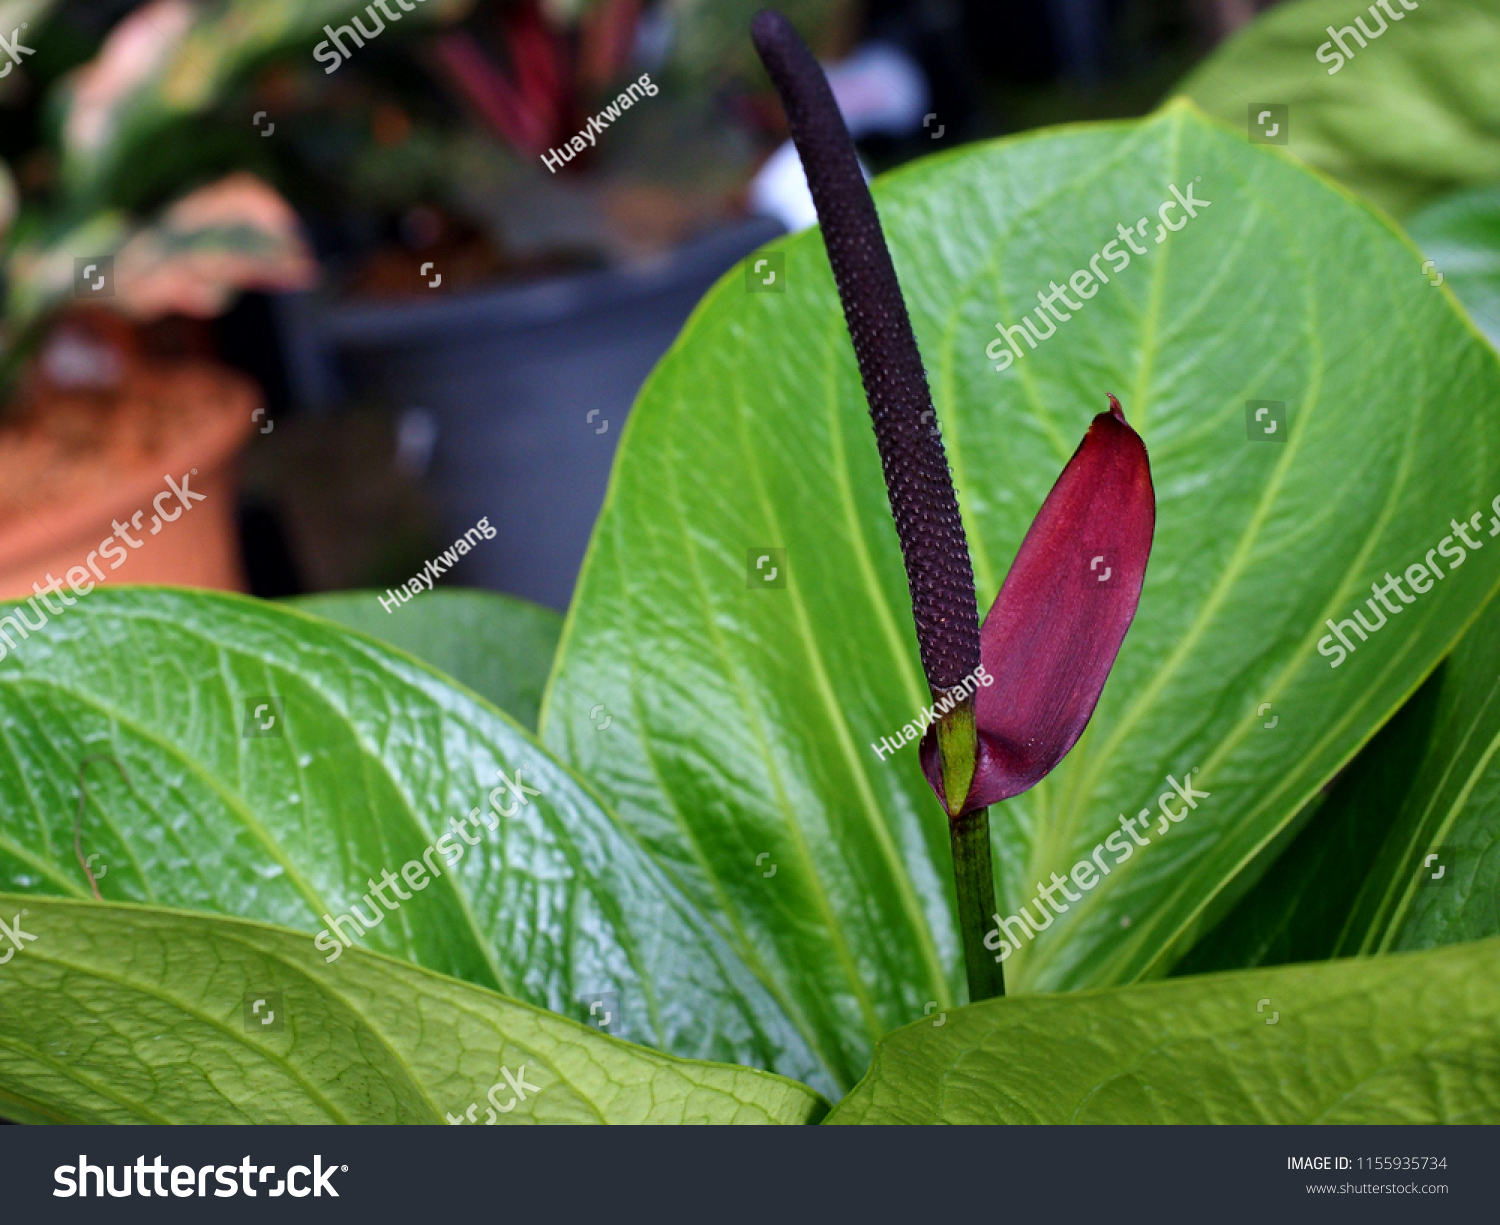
[934,696,977,817]
[950,807,1004,1002]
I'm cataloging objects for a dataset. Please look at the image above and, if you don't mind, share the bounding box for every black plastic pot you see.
[275,216,784,609]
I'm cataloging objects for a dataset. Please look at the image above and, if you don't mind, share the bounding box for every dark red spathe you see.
[921,396,1155,814]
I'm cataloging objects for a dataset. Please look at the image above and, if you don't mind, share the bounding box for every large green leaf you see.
[0,895,826,1124]
[292,589,562,731]
[1184,589,1500,971]
[1336,593,1500,954]
[1174,666,1447,974]
[825,938,1500,1124]
[1409,185,1500,351]
[2,211,125,339]
[1180,0,1500,219]
[0,588,829,1093]
[541,100,1500,1090]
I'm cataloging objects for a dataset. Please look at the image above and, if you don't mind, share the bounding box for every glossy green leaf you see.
[1409,185,1500,351]
[541,100,1500,1089]
[0,588,829,1092]
[825,937,1500,1124]
[1174,666,1445,974]
[1180,0,1500,219]
[1185,588,1500,971]
[0,895,827,1124]
[1336,593,1500,954]
[292,589,562,731]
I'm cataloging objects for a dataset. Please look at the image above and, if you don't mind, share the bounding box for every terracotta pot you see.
[0,364,258,601]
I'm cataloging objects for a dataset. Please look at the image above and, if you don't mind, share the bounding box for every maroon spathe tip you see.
[921,398,1155,815]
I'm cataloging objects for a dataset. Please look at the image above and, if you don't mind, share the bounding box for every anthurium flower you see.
[752,10,1154,997]
[919,396,1154,814]
[750,8,1155,814]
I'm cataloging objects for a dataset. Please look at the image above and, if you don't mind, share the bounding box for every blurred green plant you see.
[0,0,855,405]
[1180,0,1500,219]
[0,0,473,405]
[0,166,317,398]
[662,0,853,81]
[1408,184,1500,351]
[0,160,14,238]
[53,0,473,210]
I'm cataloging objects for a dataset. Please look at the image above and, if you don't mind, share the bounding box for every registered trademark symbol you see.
[342,1165,348,1172]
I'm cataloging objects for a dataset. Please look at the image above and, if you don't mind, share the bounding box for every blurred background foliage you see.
[1183,0,1500,219]
[3,0,1499,602]
[0,0,1222,336]
[0,0,871,371]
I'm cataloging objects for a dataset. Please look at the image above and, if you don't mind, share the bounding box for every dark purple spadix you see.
[750,9,981,696]
[750,10,1155,824]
